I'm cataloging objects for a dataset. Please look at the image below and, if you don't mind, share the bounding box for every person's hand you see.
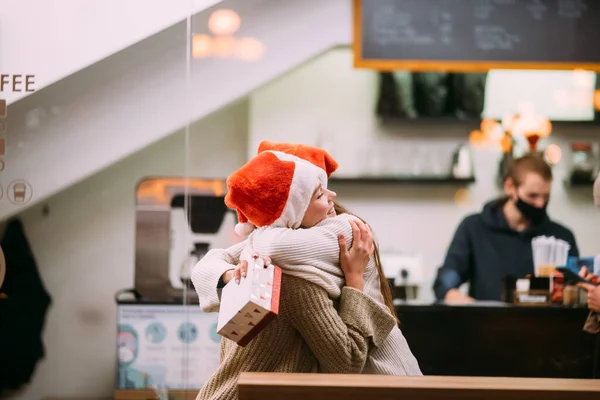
[588,286,600,313]
[578,266,597,281]
[577,267,600,312]
[338,219,374,291]
[221,253,272,285]
[580,284,600,313]
[444,288,475,304]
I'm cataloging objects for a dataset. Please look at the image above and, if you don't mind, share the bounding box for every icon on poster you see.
[177,322,198,344]
[118,324,139,365]
[7,180,33,205]
[209,322,221,344]
[145,322,167,344]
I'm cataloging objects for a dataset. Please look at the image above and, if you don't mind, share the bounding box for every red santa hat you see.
[257,140,339,178]
[225,150,328,237]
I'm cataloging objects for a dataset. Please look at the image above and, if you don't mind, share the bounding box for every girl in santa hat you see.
[193,142,420,399]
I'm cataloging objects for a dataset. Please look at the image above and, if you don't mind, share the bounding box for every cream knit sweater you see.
[245,213,422,376]
[192,244,397,400]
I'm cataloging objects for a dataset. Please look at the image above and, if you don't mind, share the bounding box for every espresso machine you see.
[133,177,241,303]
[379,252,423,301]
[169,194,239,290]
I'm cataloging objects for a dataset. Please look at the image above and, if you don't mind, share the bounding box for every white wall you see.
[249,48,600,302]
[6,100,248,400]
[0,0,223,104]
[483,70,597,121]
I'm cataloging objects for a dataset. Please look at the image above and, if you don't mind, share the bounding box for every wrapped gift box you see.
[217,258,282,346]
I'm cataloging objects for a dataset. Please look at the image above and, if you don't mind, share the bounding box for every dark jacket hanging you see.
[0,218,52,394]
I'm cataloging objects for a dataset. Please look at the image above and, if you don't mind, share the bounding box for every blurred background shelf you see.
[564,177,597,187]
[329,176,476,185]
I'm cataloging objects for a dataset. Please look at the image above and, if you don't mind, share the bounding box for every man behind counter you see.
[434,153,579,303]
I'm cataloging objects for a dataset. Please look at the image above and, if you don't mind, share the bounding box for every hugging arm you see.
[191,241,245,313]
[433,218,473,300]
[251,216,356,268]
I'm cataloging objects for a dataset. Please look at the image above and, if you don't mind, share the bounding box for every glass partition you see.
[3,2,600,399]
[171,3,269,397]
[0,1,215,399]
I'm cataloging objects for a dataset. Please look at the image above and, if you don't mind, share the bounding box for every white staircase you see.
[0,0,351,220]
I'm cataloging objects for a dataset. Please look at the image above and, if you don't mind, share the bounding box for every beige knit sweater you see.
[244,213,422,376]
[192,243,397,400]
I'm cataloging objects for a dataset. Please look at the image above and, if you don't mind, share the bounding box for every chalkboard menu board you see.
[354,0,600,71]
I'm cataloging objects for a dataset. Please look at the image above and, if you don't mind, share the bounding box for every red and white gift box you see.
[217,258,282,346]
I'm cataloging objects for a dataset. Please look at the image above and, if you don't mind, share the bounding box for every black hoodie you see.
[433,198,579,301]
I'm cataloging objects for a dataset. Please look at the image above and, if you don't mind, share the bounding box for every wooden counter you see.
[238,372,600,400]
[112,301,598,400]
[395,302,598,378]
[115,389,195,400]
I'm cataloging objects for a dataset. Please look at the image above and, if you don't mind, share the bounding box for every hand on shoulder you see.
[338,219,374,291]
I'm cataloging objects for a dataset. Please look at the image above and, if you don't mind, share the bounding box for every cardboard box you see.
[217,259,282,346]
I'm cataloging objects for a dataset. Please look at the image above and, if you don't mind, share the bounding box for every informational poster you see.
[116,304,220,390]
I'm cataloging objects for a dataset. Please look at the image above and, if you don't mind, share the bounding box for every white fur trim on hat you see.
[267,151,328,229]
[235,222,256,237]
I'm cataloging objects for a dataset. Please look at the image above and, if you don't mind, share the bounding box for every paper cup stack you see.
[531,235,570,277]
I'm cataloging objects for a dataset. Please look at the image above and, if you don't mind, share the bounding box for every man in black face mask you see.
[433,153,579,303]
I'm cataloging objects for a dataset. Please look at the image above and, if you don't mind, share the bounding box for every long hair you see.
[333,201,399,323]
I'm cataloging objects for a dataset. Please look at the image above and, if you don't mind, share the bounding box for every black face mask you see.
[515,197,547,224]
